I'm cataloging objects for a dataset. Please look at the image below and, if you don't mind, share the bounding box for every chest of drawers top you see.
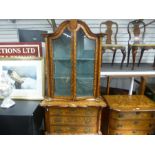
[103,95,155,112]
[41,97,106,108]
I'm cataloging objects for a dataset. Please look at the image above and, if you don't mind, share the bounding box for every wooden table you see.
[100,70,155,95]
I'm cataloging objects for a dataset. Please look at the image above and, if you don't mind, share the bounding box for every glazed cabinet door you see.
[76,28,96,97]
[46,20,101,99]
[50,28,72,98]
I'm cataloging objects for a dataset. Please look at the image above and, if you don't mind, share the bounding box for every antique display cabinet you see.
[41,20,106,134]
[103,95,155,135]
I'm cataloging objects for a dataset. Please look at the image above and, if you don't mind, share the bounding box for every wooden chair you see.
[127,19,155,70]
[100,20,126,68]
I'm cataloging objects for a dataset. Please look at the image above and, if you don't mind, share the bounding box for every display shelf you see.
[54,76,71,79]
[77,58,94,61]
[53,58,94,61]
[76,76,94,79]
[53,58,70,60]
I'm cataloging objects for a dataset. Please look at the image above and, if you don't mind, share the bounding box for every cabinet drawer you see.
[49,107,98,117]
[110,111,155,120]
[108,128,154,135]
[109,119,155,130]
[50,125,97,134]
[50,116,97,126]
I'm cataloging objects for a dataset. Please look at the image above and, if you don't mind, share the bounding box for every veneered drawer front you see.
[109,119,155,130]
[108,128,154,135]
[50,116,97,126]
[50,125,97,134]
[49,107,98,117]
[110,111,155,120]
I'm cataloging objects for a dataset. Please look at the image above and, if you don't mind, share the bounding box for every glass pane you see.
[52,29,71,96]
[76,77,94,96]
[54,77,71,96]
[76,28,96,97]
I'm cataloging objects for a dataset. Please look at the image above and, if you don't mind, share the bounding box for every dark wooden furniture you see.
[100,20,126,68]
[0,100,44,135]
[145,83,155,101]
[103,95,155,135]
[127,19,155,70]
[41,20,106,134]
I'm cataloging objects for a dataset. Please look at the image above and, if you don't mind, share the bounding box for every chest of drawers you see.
[103,95,155,135]
[41,98,106,134]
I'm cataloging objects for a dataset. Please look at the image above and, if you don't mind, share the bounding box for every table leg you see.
[106,76,111,95]
[139,77,146,95]
[153,56,155,68]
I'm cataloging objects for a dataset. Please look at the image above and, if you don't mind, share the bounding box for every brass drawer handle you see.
[149,124,153,127]
[150,113,155,118]
[132,130,136,134]
[117,124,123,128]
[118,113,124,118]
[115,133,122,135]
[133,121,139,125]
[135,112,140,115]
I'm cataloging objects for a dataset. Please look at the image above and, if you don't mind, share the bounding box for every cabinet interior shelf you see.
[54,76,93,79]
[54,58,94,61]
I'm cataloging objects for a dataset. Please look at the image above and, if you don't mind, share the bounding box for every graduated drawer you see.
[109,118,155,130]
[110,111,155,120]
[50,125,97,134]
[50,116,97,126]
[49,107,98,117]
[108,128,154,135]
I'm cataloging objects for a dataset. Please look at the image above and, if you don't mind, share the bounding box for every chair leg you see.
[120,48,126,69]
[138,48,145,67]
[111,49,116,66]
[153,56,155,68]
[127,45,131,67]
[132,47,138,70]
[101,48,106,64]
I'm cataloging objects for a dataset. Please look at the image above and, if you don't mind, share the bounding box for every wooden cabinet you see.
[103,95,155,135]
[41,20,106,134]
[41,99,104,134]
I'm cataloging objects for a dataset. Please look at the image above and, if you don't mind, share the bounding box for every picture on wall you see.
[0,58,44,100]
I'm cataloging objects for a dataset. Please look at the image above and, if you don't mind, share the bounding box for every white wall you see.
[0,19,155,64]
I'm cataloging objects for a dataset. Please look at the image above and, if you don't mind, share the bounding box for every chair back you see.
[127,19,146,45]
[100,20,118,44]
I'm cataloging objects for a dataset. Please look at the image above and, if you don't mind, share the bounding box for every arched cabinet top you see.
[43,20,105,40]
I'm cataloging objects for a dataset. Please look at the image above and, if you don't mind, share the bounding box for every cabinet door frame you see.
[44,20,102,99]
